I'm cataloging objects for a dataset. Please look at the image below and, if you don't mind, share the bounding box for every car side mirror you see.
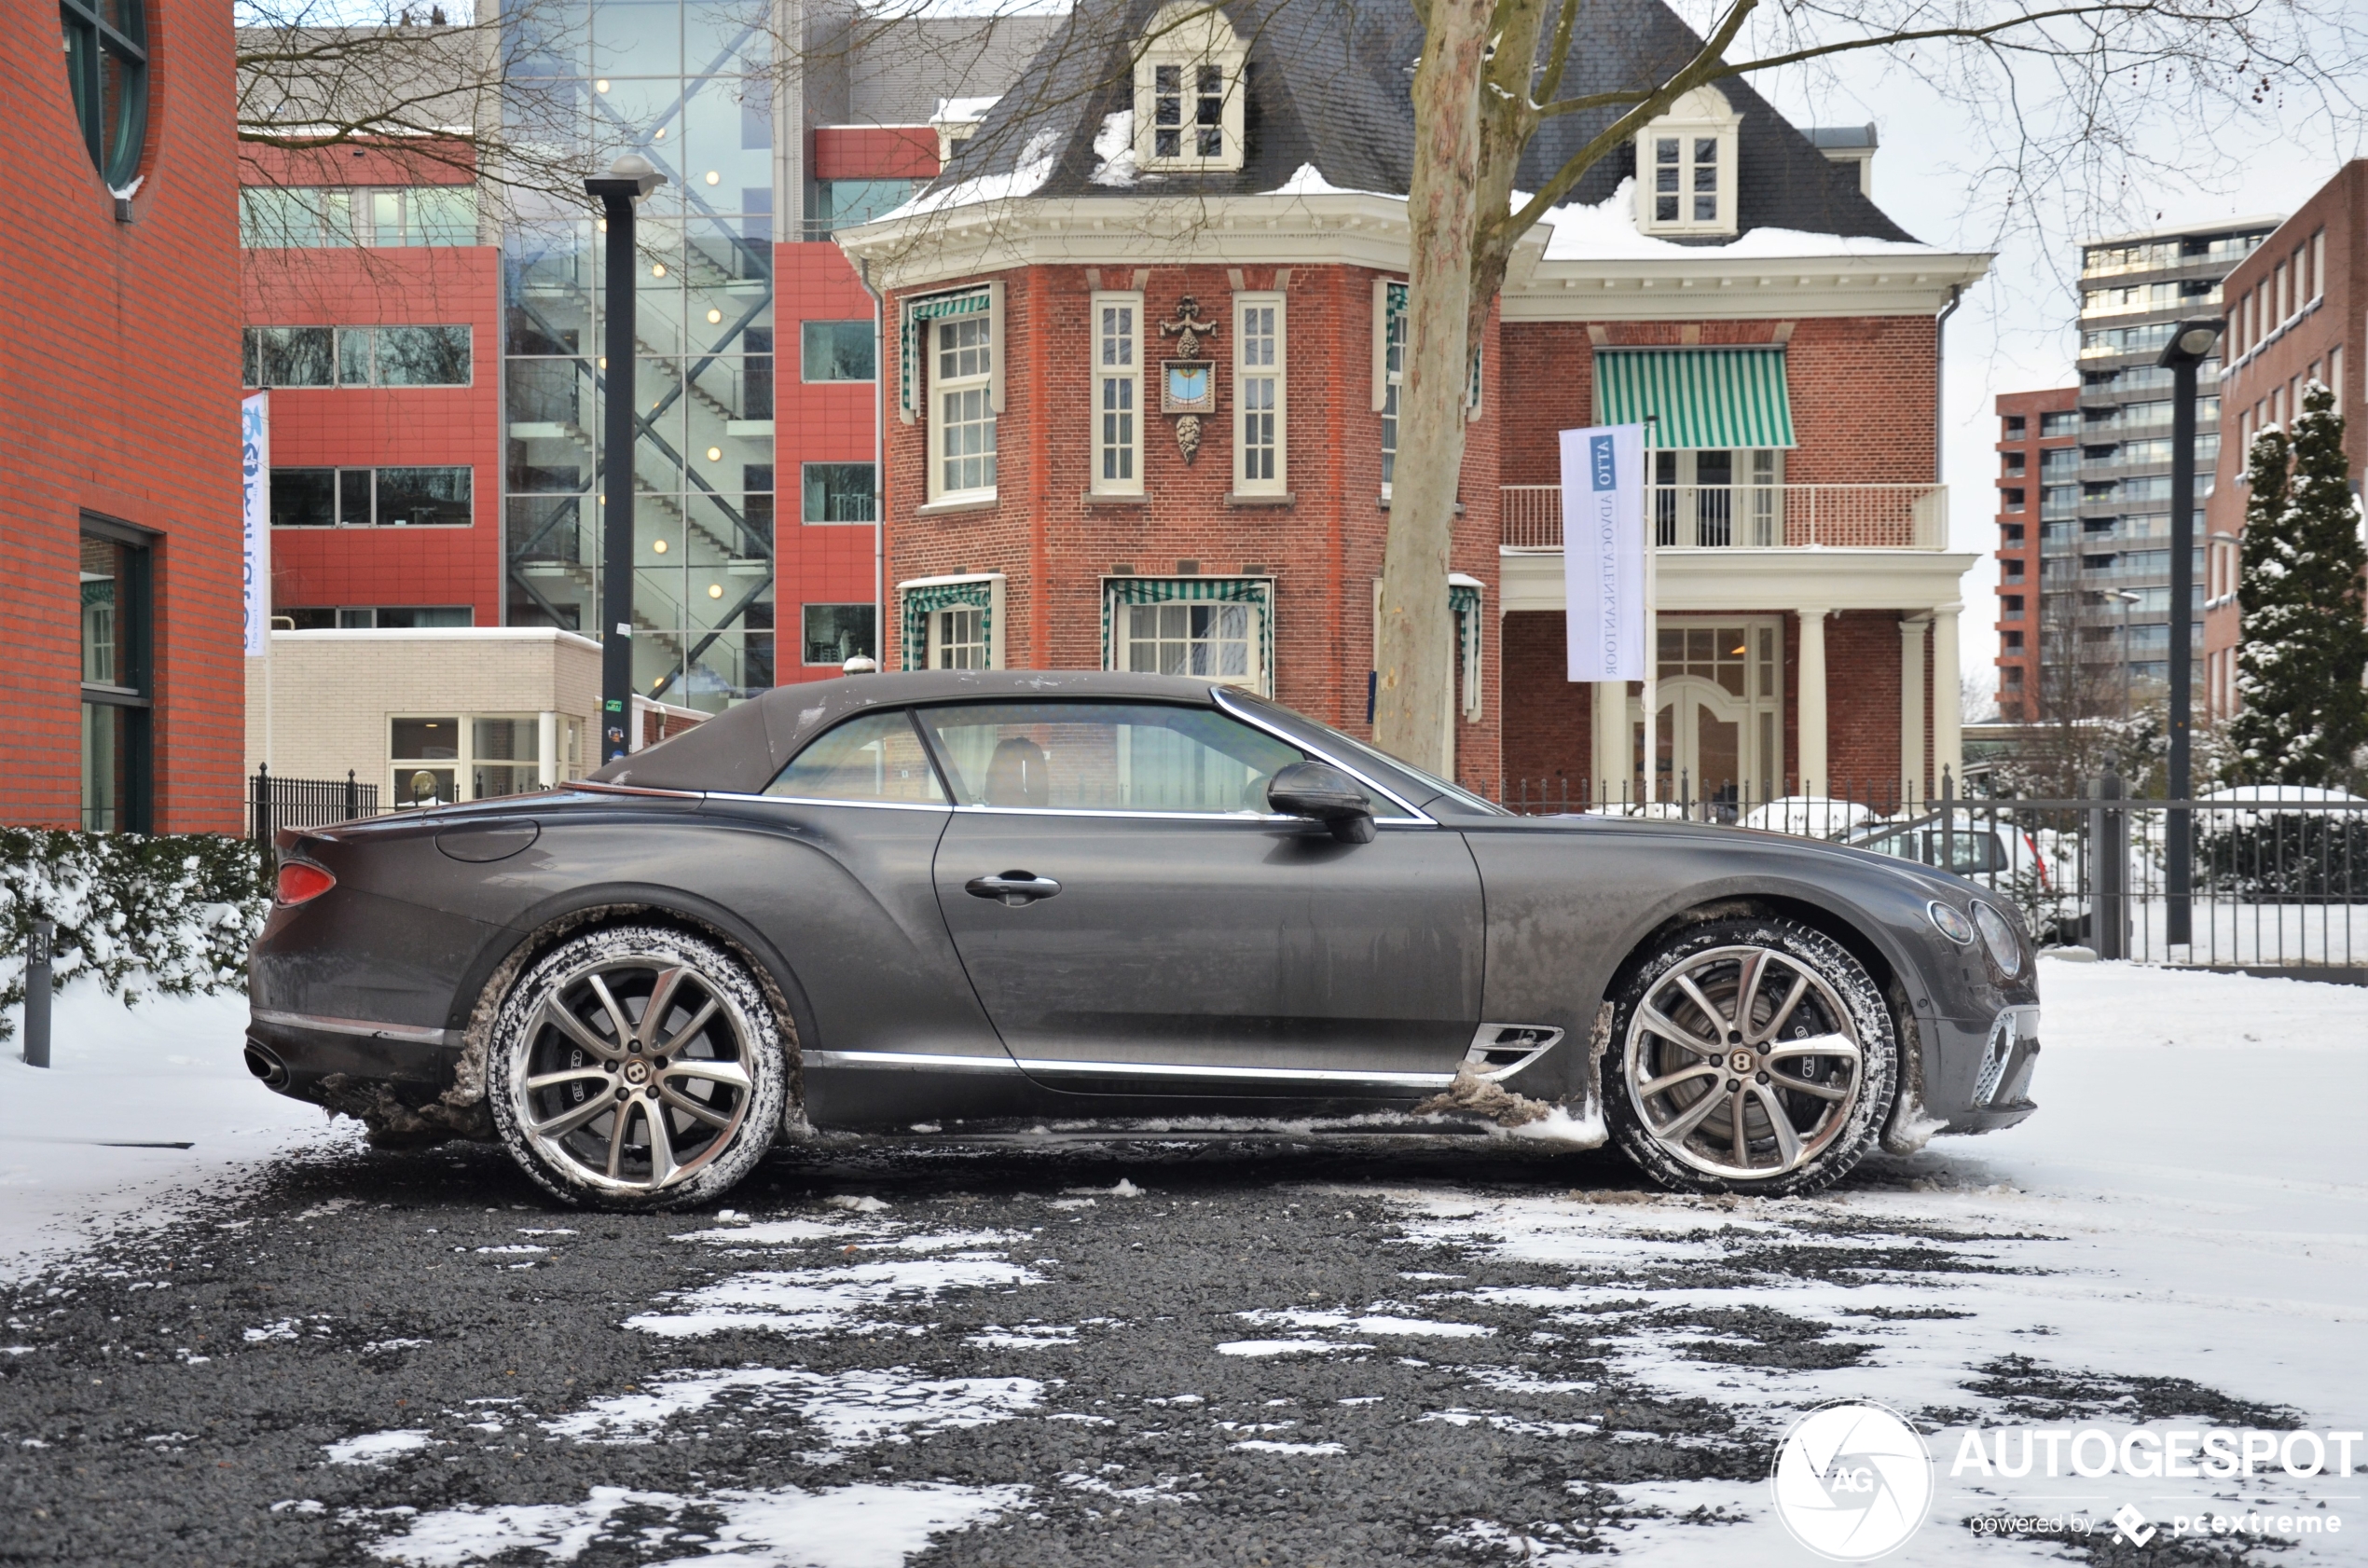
[1266,762,1377,844]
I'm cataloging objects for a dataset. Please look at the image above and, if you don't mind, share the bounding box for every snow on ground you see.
[0,983,344,1277]
[1392,956,2368,1563]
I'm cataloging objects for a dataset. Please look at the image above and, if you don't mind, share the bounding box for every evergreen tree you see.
[2228,382,2368,786]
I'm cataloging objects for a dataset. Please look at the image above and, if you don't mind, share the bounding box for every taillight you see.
[276,861,336,905]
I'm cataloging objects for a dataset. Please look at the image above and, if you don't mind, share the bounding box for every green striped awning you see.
[1594,348,1796,449]
[898,287,991,420]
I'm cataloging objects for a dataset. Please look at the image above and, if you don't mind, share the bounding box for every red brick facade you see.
[5,0,244,831]
[2207,160,2368,722]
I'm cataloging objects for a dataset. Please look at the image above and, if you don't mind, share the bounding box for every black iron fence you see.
[248,765,379,848]
[1497,774,2368,979]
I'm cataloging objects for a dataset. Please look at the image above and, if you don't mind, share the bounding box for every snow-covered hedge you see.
[0,831,268,1042]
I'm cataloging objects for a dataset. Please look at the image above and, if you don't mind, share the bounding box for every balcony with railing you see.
[1501,483,1949,551]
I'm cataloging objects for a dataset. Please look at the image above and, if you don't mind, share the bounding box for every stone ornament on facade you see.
[1160,296,1220,462]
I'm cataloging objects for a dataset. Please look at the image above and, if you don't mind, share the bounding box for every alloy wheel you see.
[511,956,757,1195]
[1624,942,1865,1180]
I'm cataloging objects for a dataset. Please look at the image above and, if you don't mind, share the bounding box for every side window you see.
[766,709,946,804]
[916,702,1306,814]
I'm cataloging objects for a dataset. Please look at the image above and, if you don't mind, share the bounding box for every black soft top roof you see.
[589,671,1229,794]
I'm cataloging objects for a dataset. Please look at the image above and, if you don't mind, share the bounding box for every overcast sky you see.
[1748,22,2364,707]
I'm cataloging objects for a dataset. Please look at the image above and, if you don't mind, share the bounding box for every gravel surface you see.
[0,1135,2300,1568]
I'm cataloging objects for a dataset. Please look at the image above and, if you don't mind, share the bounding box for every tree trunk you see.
[1371,0,1492,775]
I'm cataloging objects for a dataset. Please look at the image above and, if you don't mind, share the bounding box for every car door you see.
[920,698,1484,1096]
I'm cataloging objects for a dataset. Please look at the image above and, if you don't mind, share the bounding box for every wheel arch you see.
[1605,889,1903,1008]
[447,886,813,1111]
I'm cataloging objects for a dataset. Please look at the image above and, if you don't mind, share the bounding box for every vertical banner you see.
[1561,422,1645,681]
[241,392,270,657]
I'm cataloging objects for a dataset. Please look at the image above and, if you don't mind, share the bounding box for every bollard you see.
[22,918,53,1068]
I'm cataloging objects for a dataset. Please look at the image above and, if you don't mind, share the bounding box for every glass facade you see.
[502,0,778,711]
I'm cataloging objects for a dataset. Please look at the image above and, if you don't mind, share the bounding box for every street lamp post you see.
[584,153,665,763]
[2104,587,2141,717]
[2155,316,2224,948]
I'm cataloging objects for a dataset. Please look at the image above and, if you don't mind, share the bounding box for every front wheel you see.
[488,924,788,1209]
[1604,916,1895,1197]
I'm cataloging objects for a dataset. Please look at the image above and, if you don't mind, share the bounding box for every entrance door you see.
[921,699,1485,1096]
[1636,675,1748,811]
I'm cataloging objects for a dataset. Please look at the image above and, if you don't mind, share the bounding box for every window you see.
[933,314,996,500]
[2003,415,2027,436]
[1377,282,1406,491]
[2311,230,2326,302]
[2039,447,2081,475]
[1235,294,1285,494]
[801,462,876,522]
[2039,410,2081,436]
[62,0,146,189]
[239,186,477,248]
[1107,579,1271,692]
[929,606,989,669]
[801,321,876,381]
[916,702,1306,814]
[2002,488,2026,511]
[1633,87,1740,237]
[2003,595,2025,619]
[801,603,877,666]
[812,180,917,233]
[1134,7,1246,172]
[79,520,152,832]
[2001,451,2026,476]
[768,709,945,803]
[390,715,544,808]
[1093,291,1142,493]
[270,466,471,527]
[244,324,471,388]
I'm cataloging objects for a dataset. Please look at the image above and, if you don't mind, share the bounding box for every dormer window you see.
[1134,3,1246,172]
[1635,86,1740,238]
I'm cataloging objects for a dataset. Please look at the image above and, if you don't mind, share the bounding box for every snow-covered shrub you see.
[0,831,268,1041]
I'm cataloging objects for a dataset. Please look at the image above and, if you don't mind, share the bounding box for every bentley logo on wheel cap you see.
[622,1059,652,1086]
[1729,1049,1755,1074]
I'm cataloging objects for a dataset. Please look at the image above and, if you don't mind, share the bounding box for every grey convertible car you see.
[245,671,2039,1209]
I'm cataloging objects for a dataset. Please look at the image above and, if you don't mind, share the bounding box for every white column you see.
[1797,608,1829,792]
[537,711,558,788]
[1932,601,1963,792]
[1898,613,1929,804]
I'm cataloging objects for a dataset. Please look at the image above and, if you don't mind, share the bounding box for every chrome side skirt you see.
[805,1048,1461,1091]
[250,1009,461,1049]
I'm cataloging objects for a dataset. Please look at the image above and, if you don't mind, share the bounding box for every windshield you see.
[1224,692,1509,817]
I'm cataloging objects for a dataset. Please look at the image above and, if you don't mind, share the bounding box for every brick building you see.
[841,0,1989,802]
[2206,161,2368,722]
[7,0,244,832]
[1990,388,2078,720]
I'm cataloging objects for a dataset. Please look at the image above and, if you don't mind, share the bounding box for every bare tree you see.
[1377,0,2362,768]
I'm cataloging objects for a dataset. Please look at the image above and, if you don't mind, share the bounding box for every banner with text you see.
[241,392,270,658]
[1560,422,1645,681]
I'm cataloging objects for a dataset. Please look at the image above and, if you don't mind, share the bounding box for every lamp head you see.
[2156,317,2225,370]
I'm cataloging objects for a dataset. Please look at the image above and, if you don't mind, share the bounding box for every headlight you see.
[1973,901,2024,975]
[1927,901,1975,944]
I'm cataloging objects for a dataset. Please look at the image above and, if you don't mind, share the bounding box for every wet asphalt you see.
[0,1135,2293,1568]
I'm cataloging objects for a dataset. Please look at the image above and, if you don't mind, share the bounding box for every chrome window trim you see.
[942,804,1425,826]
[251,1009,461,1048]
[708,791,955,814]
[1210,688,1434,823]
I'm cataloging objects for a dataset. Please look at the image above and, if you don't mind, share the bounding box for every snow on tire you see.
[1603,915,1895,1198]
[488,923,788,1210]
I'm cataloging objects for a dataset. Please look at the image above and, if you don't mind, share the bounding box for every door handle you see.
[966,871,1062,907]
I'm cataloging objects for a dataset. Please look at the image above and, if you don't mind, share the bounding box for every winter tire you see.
[488,924,789,1210]
[1604,915,1896,1197]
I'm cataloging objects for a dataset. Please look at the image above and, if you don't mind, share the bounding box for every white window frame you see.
[1373,279,1406,497]
[930,310,997,503]
[1233,292,1286,496]
[1092,290,1144,495]
[1109,585,1269,694]
[897,571,1005,670]
[1134,4,1247,173]
[1633,86,1741,239]
[389,711,546,808]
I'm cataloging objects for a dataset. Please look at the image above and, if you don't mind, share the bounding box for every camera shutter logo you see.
[1769,1400,1934,1560]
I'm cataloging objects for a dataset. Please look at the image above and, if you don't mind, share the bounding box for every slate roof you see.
[921,0,1916,245]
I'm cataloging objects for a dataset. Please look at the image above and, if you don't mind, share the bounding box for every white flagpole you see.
[1640,414,1658,808]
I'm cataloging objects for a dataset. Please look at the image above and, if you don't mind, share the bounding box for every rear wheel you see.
[488,924,787,1209]
[1604,916,1895,1197]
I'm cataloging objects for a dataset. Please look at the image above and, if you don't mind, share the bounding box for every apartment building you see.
[1991,388,2078,720]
